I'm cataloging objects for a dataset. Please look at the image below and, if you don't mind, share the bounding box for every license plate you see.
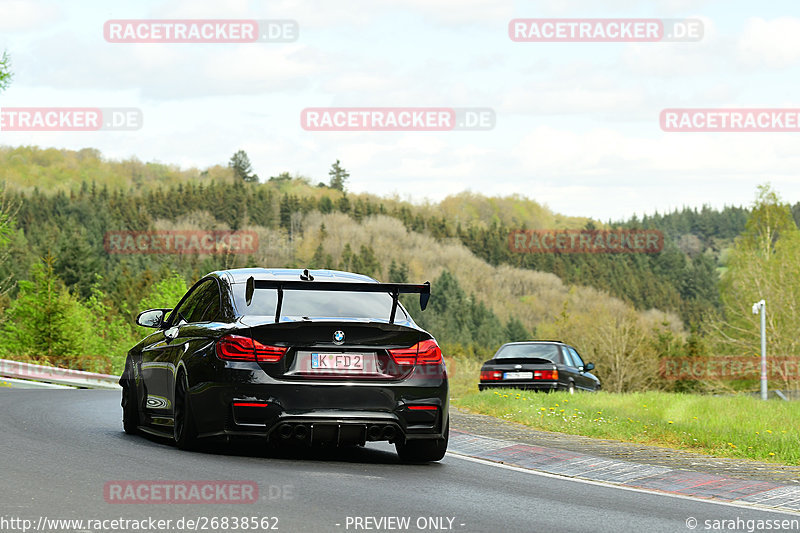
[311,353,364,370]
[504,371,533,380]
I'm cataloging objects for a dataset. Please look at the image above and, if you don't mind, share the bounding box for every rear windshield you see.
[235,288,409,321]
[494,344,561,362]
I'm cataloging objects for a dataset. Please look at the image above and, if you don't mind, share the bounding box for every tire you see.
[121,360,140,435]
[174,371,198,450]
[396,418,449,463]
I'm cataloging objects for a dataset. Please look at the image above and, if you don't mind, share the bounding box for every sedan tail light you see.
[534,369,558,380]
[480,370,503,381]
[388,339,442,366]
[216,334,288,363]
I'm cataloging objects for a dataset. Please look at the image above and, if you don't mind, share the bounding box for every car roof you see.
[208,268,378,285]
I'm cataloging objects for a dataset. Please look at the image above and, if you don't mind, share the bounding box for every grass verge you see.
[447,356,800,465]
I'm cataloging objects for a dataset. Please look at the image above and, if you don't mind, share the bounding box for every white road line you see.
[446,451,800,517]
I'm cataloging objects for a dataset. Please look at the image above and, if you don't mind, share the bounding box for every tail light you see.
[388,339,442,366]
[534,370,558,380]
[480,370,503,381]
[216,334,287,363]
[233,402,269,408]
[407,405,438,411]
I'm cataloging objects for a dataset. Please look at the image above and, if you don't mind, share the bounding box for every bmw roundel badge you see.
[333,330,345,345]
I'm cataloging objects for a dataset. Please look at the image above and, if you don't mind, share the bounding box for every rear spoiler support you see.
[245,276,431,324]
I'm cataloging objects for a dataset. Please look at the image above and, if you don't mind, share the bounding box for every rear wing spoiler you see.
[245,274,431,324]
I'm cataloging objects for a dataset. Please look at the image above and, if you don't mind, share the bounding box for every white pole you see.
[760,300,767,401]
[752,300,767,401]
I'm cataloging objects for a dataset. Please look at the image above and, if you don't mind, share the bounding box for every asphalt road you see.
[0,389,796,533]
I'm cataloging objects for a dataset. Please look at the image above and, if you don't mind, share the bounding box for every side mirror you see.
[584,362,595,371]
[136,308,171,328]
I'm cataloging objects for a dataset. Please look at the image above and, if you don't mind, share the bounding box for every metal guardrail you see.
[0,358,120,390]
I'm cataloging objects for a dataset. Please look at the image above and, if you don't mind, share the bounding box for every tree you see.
[319,196,334,214]
[328,160,349,191]
[269,171,291,183]
[388,260,409,283]
[228,150,258,183]
[504,317,529,342]
[137,272,188,311]
[0,51,12,92]
[711,184,800,390]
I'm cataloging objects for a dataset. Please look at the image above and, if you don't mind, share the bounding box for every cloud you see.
[738,17,800,69]
[21,32,322,99]
[0,0,60,32]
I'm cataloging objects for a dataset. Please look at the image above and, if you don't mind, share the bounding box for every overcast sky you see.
[2,0,800,221]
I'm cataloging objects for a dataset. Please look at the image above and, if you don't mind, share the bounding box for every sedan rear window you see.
[236,288,409,321]
[493,343,561,362]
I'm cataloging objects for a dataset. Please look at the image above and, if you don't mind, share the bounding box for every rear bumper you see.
[478,381,559,391]
[187,366,448,444]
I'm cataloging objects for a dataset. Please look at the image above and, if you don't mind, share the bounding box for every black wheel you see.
[174,371,198,450]
[121,360,140,435]
[396,418,449,463]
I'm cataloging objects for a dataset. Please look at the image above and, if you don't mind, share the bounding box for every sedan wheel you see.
[121,361,140,435]
[174,372,198,450]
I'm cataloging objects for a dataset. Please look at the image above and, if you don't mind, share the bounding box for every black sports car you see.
[478,341,600,393]
[120,268,449,462]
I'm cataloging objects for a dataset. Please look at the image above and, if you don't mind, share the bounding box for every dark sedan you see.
[478,341,600,393]
[120,268,449,462]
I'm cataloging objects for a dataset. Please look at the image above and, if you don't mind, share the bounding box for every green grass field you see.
[447,356,800,465]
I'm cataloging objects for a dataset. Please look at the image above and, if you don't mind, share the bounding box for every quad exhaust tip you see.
[367,425,382,440]
[275,423,398,442]
[293,424,309,440]
[381,426,396,441]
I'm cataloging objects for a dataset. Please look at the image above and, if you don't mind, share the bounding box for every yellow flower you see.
[769,452,776,456]
[692,416,697,420]
[756,432,759,435]
[668,421,674,424]
[766,430,772,434]
[540,407,546,411]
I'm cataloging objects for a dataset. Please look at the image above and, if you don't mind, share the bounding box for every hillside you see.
[0,145,791,394]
